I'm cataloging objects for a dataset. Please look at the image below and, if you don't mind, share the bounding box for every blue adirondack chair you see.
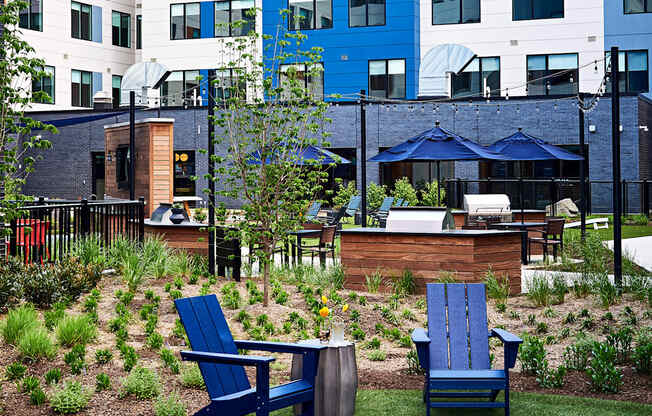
[411,283,522,416]
[305,201,322,222]
[370,197,394,226]
[394,198,404,206]
[175,295,326,416]
[345,195,361,217]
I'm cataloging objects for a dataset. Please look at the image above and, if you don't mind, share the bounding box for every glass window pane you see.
[624,0,645,13]
[369,60,386,75]
[307,63,324,98]
[186,3,200,38]
[627,51,648,71]
[316,0,332,29]
[112,12,120,45]
[548,53,577,70]
[171,4,184,39]
[184,70,200,104]
[71,83,80,106]
[215,1,230,37]
[533,0,564,19]
[481,57,500,96]
[388,73,406,98]
[289,0,314,30]
[433,0,461,25]
[121,14,130,47]
[462,0,480,23]
[81,5,91,40]
[481,57,499,72]
[527,69,546,95]
[81,71,91,85]
[370,74,387,98]
[350,0,366,27]
[112,75,122,89]
[388,59,405,75]
[72,70,81,83]
[512,0,531,20]
[20,5,29,29]
[368,0,385,26]
[463,57,480,72]
[72,2,80,11]
[527,55,546,70]
[162,71,183,106]
[31,0,42,31]
[232,0,256,36]
[71,4,80,38]
[137,15,142,49]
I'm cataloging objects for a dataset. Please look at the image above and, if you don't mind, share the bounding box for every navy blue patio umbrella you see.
[486,129,584,221]
[246,144,351,166]
[368,122,512,204]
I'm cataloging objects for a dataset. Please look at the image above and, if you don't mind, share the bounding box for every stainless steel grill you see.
[463,194,512,225]
[385,207,455,233]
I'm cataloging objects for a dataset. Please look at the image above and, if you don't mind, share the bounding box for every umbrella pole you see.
[437,161,441,207]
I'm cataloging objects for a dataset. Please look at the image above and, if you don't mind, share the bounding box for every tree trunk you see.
[263,258,270,307]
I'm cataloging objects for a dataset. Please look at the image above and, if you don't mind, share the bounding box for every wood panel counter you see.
[340,228,521,295]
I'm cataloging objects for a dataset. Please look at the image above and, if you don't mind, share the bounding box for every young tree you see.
[206,9,335,306]
[0,0,55,249]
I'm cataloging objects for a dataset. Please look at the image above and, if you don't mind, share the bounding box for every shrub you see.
[535,322,548,335]
[120,367,161,399]
[0,256,23,312]
[358,295,367,306]
[5,361,27,380]
[594,273,620,309]
[19,326,57,361]
[365,337,381,349]
[563,338,593,371]
[562,312,576,324]
[0,304,38,345]
[30,388,47,406]
[180,363,205,389]
[160,349,181,374]
[633,338,652,374]
[398,335,412,348]
[580,317,595,331]
[536,363,566,389]
[393,270,416,296]
[71,236,106,267]
[147,332,164,350]
[368,350,387,361]
[121,345,139,372]
[519,335,546,375]
[44,368,62,385]
[606,327,633,364]
[527,274,551,307]
[559,328,571,339]
[96,373,111,392]
[420,180,446,207]
[20,375,40,393]
[50,381,92,414]
[44,301,67,330]
[586,342,623,393]
[542,308,556,318]
[64,344,86,375]
[496,303,507,313]
[365,269,382,292]
[391,177,418,206]
[332,180,358,209]
[56,314,97,347]
[526,314,537,326]
[95,349,113,364]
[551,274,568,304]
[351,327,366,341]
[222,288,241,310]
[401,309,416,321]
[406,349,424,375]
[484,268,509,301]
[154,392,187,416]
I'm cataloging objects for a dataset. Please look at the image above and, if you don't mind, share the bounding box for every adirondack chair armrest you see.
[180,350,275,366]
[490,328,523,369]
[411,328,430,369]
[234,340,327,354]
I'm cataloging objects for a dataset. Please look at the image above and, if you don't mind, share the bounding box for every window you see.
[452,57,500,98]
[215,0,256,37]
[350,0,385,27]
[161,70,201,107]
[112,75,122,108]
[71,1,92,40]
[213,69,247,101]
[136,15,142,49]
[174,151,196,196]
[32,65,55,104]
[112,11,131,48]
[605,50,649,94]
[432,0,480,25]
[369,59,406,99]
[71,69,92,107]
[288,0,332,30]
[625,0,651,13]
[513,0,564,21]
[116,146,130,190]
[19,0,42,31]
[170,3,200,40]
[527,53,578,96]
[279,63,324,100]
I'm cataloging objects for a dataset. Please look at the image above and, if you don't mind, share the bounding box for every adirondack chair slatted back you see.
[307,202,321,218]
[346,196,361,216]
[379,197,394,212]
[175,295,251,398]
[426,283,490,370]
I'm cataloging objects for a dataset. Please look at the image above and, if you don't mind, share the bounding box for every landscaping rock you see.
[546,198,579,217]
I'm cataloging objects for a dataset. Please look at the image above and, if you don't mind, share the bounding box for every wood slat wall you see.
[144,225,208,256]
[341,232,521,295]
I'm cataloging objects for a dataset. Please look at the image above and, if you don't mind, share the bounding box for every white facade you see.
[419,0,605,97]
[21,0,137,111]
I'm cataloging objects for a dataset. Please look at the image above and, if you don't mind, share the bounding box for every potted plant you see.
[170,203,186,224]
[193,208,207,224]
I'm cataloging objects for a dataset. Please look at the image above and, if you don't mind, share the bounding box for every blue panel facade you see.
[604,0,652,93]
[261,1,420,100]
[92,72,103,96]
[92,6,102,43]
[200,1,215,38]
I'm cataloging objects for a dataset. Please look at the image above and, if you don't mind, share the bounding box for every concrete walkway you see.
[605,236,652,272]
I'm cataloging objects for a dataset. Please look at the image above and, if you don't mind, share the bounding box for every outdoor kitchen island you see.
[340,208,522,295]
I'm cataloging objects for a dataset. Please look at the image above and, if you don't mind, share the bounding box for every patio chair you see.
[302,225,337,267]
[290,223,323,261]
[305,201,322,222]
[394,198,404,206]
[345,196,361,218]
[370,197,394,226]
[412,283,522,416]
[528,217,565,262]
[175,295,326,416]
[402,200,409,207]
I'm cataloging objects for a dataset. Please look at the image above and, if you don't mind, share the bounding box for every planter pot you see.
[170,208,186,224]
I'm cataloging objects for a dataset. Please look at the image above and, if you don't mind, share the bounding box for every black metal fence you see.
[446,178,651,215]
[5,198,145,264]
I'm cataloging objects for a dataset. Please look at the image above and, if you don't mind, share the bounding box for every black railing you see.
[446,178,651,215]
[6,198,145,264]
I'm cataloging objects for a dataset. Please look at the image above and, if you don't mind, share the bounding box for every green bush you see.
[120,367,161,399]
[586,342,623,393]
[391,177,419,207]
[160,349,181,374]
[64,344,86,375]
[19,326,57,361]
[367,182,388,211]
[95,349,113,364]
[518,335,546,375]
[20,375,40,393]
[0,256,23,312]
[30,388,47,406]
[180,363,205,389]
[365,337,381,349]
[562,338,593,371]
[121,345,139,372]
[365,269,383,293]
[50,381,92,414]
[484,268,509,301]
[393,270,416,296]
[123,252,147,292]
[633,335,652,374]
[71,236,106,267]
[147,332,164,350]
[536,363,566,389]
[96,373,111,392]
[5,361,27,380]
[527,274,551,307]
[368,350,387,361]
[551,274,568,304]
[56,314,97,347]
[419,180,446,207]
[593,273,620,309]
[606,327,633,364]
[406,349,423,375]
[0,304,38,345]
[154,392,187,416]
[332,181,358,208]
[44,368,62,385]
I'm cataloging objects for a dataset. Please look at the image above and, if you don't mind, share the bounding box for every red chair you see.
[7,219,50,264]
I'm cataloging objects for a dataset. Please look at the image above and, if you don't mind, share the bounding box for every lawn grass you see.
[265,390,652,416]
[565,225,652,241]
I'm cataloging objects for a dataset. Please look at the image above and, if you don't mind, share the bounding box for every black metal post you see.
[436,161,441,206]
[80,199,90,237]
[579,103,587,241]
[208,70,216,276]
[611,46,623,291]
[138,196,145,243]
[360,90,367,227]
[643,179,650,216]
[129,91,136,201]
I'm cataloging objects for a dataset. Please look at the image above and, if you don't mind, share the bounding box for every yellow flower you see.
[321,296,328,304]
[319,307,330,318]
[342,304,349,313]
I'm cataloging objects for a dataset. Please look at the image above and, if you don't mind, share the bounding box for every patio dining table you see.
[489,222,546,265]
[286,229,322,265]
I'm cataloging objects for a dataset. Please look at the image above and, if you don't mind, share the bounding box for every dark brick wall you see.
[639,95,651,180]
[24,96,643,212]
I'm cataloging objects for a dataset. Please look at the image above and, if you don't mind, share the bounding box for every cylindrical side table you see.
[291,339,358,416]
